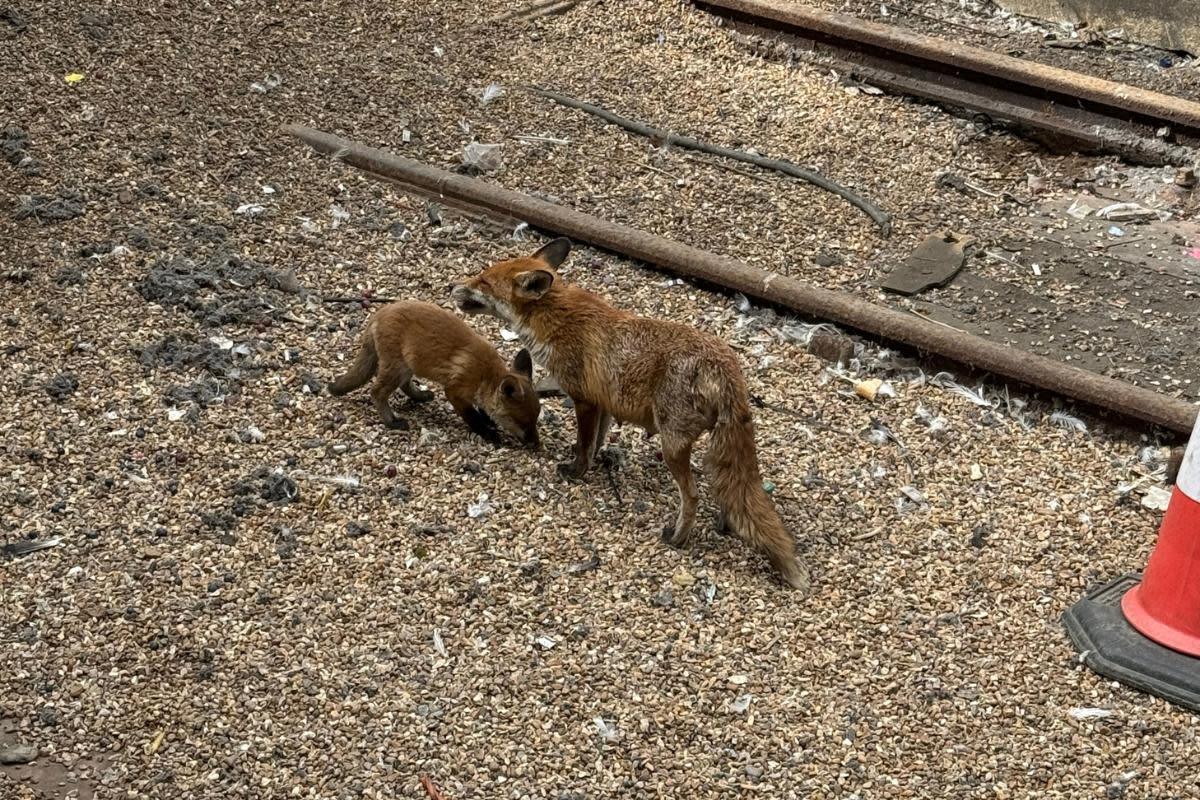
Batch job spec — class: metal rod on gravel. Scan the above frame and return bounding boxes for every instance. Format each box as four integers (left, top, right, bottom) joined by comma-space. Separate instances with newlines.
282, 124, 1199, 436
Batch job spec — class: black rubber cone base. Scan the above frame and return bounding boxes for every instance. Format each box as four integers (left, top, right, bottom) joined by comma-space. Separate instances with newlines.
1063, 573, 1200, 714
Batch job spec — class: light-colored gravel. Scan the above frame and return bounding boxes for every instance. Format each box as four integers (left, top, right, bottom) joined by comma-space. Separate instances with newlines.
2, 1, 1196, 798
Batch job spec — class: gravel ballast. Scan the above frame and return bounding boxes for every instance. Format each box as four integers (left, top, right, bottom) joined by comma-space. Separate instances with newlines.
2, 1, 1197, 797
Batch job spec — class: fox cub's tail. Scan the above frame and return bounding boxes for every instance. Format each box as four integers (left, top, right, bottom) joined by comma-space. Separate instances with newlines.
328, 327, 379, 396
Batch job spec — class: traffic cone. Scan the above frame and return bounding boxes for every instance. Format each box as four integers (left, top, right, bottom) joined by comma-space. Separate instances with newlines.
1063, 412, 1200, 712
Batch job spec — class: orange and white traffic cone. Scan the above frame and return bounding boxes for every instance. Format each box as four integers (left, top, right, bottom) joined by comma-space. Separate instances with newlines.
1064, 412, 1200, 712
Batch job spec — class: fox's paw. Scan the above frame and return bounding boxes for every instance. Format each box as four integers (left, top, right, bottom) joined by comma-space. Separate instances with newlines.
781, 559, 813, 594
660, 523, 691, 549
385, 417, 411, 431
407, 388, 435, 403
556, 461, 587, 481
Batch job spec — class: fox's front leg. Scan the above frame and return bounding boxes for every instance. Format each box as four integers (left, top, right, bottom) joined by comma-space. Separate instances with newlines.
449, 394, 501, 445
558, 399, 601, 480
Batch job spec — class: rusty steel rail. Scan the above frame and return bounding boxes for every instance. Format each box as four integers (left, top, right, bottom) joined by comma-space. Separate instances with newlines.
283, 124, 1199, 435
695, 0, 1200, 166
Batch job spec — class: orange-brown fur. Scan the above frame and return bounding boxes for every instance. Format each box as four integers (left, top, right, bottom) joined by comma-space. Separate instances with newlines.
328, 300, 540, 446
452, 239, 810, 590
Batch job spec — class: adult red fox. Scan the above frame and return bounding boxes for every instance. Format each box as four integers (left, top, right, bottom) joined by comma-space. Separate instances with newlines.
328, 300, 541, 447
452, 239, 809, 590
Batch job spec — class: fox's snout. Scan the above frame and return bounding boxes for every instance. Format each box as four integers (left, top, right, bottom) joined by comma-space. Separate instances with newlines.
451, 282, 489, 314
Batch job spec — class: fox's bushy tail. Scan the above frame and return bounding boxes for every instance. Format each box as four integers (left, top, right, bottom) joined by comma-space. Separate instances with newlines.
706, 386, 810, 591
328, 327, 378, 396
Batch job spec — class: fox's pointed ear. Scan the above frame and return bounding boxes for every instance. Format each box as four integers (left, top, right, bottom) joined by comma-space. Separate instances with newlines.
532, 237, 571, 268
514, 269, 554, 300
512, 348, 534, 379
499, 375, 520, 398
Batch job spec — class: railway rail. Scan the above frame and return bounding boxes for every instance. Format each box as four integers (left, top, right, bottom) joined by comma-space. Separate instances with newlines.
694, 0, 1200, 166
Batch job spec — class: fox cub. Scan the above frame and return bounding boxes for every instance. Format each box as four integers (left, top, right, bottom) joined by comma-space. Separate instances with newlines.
329, 300, 541, 447
452, 239, 810, 590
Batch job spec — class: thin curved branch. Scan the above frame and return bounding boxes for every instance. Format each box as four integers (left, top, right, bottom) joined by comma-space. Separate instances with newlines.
524, 86, 892, 236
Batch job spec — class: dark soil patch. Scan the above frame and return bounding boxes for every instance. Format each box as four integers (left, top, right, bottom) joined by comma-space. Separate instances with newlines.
14, 189, 85, 223
135, 253, 304, 327
43, 372, 78, 400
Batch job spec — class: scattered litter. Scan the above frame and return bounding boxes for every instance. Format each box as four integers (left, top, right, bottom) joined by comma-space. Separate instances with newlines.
853, 377, 895, 401
499, 328, 519, 342
672, 568, 696, 588
1097, 202, 1160, 221
511, 221, 530, 240
2, 537, 63, 558
241, 425, 265, 443
1107, 225, 1124, 237
467, 492, 491, 519
250, 73, 282, 93
1065, 199, 1093, 219
1049, 411, 1088, 434
167, 406, 188, 422
462, 142, 503, 173
535, 635, 557, 650
478, 83, 505, 104
899, 486, 927, 505
593, 717, 619, 742
729, 694, 753, 714
761, 479, 776, 494
433, 629, 448, 657
1141, 485, 1172, 512
292, 472, 360, 490
432, 45, 444, 57
329, 204, 351, 227
235, 203, 265, 216
64, 72, 84, 84
1069, 707, 1114, 721
145, 730, 165, 756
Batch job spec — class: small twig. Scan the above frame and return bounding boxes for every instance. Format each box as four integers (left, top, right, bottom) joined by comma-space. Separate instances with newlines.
937, 171, 998, 198
419, 775, 447, 800
601, 459, 624, 508
617, 156, 680, 181
907, 308, 965, 332
515, 133, 570, 145
525, 86, 891, 235
1102, 236, 1144, 249
749, 394, 853, 436
323, 295, 395, 305
486, 0, 580, 24
684, 154, 770, 183
983, 249, 1023, 270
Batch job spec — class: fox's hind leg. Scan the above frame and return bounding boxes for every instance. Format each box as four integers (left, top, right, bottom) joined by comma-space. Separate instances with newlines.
401, 378, 435, 403
371, 357, 413, 430
658, 433, 698, 549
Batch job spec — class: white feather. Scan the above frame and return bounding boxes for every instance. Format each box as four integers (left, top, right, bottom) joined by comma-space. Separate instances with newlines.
1049, 410, 1088, 433
931, 372, 993, 407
